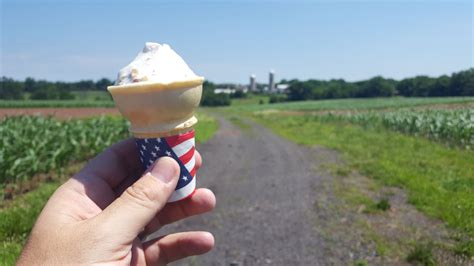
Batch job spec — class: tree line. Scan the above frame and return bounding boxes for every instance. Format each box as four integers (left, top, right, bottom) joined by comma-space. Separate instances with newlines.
2, 68, 473, 103
0, 77, 234, 106
284, 68, 474, 101
0, 77, 113, 100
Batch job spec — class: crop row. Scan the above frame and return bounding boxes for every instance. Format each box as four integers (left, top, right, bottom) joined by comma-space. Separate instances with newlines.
320, 109, 474, 149
0, 116, 129, 184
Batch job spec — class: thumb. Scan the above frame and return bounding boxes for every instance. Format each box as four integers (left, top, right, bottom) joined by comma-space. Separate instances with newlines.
94, 157, 179, 240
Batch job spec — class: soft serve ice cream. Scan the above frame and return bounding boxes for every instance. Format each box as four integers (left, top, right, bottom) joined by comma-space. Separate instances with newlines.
108, 42, 203, 202
115, 42, 201, 85
107, 42, 203, 137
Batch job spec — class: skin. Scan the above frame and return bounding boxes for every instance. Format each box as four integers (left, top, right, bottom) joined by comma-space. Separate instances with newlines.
17, 138, 216, 265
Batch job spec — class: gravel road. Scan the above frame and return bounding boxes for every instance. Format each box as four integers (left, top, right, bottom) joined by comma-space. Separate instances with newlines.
155, 115, 361, 265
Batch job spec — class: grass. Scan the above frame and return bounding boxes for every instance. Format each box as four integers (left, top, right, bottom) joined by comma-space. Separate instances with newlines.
229, 96, 474, 113
375, 199, 391, 211
0, 112, 219, 265
231, 94, 269, 106
353, 259, 369, 266
331, 170, 388, 214
71, 90, 112, 101
255, 113, 474, 255
0, 182, 58, 265
195, 111, 219, 143
228, 116, 251, 131
406, 242, 436, 265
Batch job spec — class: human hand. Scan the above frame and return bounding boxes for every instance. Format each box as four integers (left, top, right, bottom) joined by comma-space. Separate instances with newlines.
18, 138, 216, 265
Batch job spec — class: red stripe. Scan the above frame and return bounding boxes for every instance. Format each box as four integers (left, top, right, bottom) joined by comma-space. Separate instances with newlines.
179, 146, 195, 165
189, 167, 196, 178
165, 130, 195, 147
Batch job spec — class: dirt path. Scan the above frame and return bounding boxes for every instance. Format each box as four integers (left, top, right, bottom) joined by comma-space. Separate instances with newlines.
157, 115, 467, 265
153, 115, 347, 265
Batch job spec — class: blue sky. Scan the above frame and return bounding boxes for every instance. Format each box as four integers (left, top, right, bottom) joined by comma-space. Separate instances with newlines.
1, 0, 472, 84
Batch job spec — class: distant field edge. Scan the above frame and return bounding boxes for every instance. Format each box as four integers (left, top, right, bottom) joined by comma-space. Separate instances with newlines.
0, 100, 115, 108
231, 96, 474, 112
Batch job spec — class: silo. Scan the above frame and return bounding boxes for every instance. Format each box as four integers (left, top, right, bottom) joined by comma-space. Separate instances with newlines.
250, 74, 256, 91
269, 70, 275, 92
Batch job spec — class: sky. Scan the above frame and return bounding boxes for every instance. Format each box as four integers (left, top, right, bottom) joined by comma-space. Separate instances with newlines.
1, 0, 472, 84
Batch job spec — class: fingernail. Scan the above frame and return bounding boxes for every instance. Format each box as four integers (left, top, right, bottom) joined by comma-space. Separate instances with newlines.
149, 157, 178, 184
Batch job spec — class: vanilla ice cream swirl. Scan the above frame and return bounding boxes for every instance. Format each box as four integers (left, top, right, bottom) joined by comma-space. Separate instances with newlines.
115, 42, 200, 85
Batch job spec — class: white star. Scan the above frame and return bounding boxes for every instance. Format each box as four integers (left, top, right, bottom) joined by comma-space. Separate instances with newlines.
141, 144, 146, 151
157, 138, 162, 143
166, 151, 172, 157
144, 139, 148, 143
149, 159, 154, 165
182, 176, 188, 181
151, 151, 157, 157
140, 150, 144, 156
140, 157, 144, 163
154, 145, 160, 151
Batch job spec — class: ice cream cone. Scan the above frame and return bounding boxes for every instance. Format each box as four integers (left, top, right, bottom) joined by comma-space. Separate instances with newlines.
108, 78, 203, 202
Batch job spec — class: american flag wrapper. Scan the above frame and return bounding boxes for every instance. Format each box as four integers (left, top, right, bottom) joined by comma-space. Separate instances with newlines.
135, 129, 197, 202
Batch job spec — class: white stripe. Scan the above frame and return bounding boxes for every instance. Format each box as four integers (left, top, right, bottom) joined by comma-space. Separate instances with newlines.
167, 176, 196, 202
171, 138, 194, 157
184, 156, 195, 173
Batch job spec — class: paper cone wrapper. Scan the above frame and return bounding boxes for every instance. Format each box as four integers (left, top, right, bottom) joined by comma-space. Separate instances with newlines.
108, 79, 203, 202
135, 130, 197, 202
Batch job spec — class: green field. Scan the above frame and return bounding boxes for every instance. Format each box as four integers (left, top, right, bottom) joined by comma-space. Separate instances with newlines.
230, 94, 269, 106
230, 96, 474, 112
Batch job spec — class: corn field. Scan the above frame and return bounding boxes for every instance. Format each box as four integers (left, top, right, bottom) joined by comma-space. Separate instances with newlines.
332, 109, 474, 149
0, 116, 129, 184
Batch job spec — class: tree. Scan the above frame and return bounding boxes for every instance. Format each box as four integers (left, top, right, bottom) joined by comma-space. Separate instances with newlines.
96, 78, 113, 90
0, 77, 23, 99
287, 81, 314, 101
24, 77, 36, 92
30, 82, 74, 100
397, 78, 416, 96
75, 80, 96, 91
231, 90, 247, 99
358, 76, 395, 97
429, 75, 450, 96
411, 76, 434, 97
451, 69, 474, 96
200, 81, 230, 106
